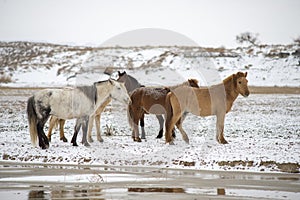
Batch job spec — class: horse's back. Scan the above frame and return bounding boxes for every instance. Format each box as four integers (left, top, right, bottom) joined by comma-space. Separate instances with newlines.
130, 87, 170, 114
33, 88, 95, 119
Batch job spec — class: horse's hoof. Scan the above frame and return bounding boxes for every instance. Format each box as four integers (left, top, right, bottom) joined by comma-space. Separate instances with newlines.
222, 140, 228, 144
183, 137, 190, 144
141, 137, 146, 140
72, 142, 78, 147
134, 137, 142, 142
41, 145, 49, 149
61, 137, 68, 142
84, 142, 90, 147
218, 139, 228, 144
156, 135, 162, 139
98, 138, 104, 143
88, 137, 94, 143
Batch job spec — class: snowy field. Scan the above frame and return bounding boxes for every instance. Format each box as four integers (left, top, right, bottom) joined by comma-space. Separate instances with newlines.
0, 43, 299, 199
0, 88, 299, 173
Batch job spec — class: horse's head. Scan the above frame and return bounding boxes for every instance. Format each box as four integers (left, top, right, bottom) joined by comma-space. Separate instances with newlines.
109, 79, 131, 105
233, 72, 249, 97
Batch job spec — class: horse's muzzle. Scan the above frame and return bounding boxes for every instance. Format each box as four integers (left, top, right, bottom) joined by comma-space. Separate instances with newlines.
243, 91, 250, 97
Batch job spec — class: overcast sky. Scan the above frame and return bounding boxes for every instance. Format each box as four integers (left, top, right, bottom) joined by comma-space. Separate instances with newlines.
0, 0, 299, 47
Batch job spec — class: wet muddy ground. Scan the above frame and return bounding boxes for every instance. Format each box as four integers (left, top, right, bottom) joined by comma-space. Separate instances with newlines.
0, 162, 300, 200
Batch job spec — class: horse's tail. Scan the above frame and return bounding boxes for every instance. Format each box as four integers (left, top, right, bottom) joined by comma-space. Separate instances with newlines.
127, 103, 134, 130
27, 96, 38, 147
165, 91, 177, 143
165, 91, 174, 122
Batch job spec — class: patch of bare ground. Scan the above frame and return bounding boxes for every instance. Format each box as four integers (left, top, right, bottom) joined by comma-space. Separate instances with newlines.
217, 160, 299, 173
249, 86, 300, 94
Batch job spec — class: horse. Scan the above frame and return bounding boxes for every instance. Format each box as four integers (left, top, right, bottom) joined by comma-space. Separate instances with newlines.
164, 72, 249, 145
128, 79, 199, 142
27, 79, 130, 149
47, 70, 174, 143
46, 71, 143, 143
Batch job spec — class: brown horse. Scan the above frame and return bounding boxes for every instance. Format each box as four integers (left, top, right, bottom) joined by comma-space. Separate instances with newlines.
165, 72, 249, 145
128, 79, 199, 142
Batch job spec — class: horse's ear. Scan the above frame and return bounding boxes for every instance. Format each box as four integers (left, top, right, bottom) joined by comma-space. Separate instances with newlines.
188, 79, 199, 87
245, 72, 248, 77
233, 74, 237, 82
118, 71, 126, 76
109, 78, 115, 85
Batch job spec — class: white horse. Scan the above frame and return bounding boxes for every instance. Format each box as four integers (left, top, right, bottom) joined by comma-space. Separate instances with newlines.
27, 79, 130, 149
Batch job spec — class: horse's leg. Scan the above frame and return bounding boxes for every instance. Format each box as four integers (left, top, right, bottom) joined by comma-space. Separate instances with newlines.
165, 94, 182, 144
82, 116, 90, 147
95, 114, 103, 142
156, 115, 164, 139
37, 116, 50, 149
172, 112, 187, 138
140, 114, 146, 139
47, 116, 56, 142
59, 119, 67, 142
94, 98, 110, 143
216, 113, 228, 144
71, 119, 81, 146
133, 113, 141, 142
128, 104, 135, 139
86, 114, 95, 143
128, 104, 142, 142
132, 109, 142, 142
175, 116, 189, 144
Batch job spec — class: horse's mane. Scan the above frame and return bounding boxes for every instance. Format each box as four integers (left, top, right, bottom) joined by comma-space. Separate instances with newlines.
77, 84, 98, 104
127, 74, 143, 87
223, 74, 234, 84
170, 79, 199, 89
223, 72, 246, 85
94, 80, 109, 85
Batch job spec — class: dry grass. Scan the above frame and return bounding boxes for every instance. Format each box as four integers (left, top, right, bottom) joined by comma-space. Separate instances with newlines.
249, 86, 300, 94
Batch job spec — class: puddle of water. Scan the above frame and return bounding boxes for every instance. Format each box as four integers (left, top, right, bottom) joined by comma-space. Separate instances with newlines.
0, 162, 299, 200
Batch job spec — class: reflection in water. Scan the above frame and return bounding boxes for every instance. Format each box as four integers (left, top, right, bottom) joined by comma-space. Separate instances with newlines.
52, 188, 103, 199
28, 187, 50, 199
128, 187, 185, 193
217, 188, 226, 195
28, 186, 103, 200
1, 163, 298, 200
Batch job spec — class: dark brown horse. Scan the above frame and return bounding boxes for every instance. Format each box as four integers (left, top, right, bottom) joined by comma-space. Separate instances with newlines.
128, 79, 199, 142
165, 72, 249, 145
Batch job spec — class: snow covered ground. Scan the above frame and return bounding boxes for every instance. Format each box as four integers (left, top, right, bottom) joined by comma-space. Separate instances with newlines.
0, 88, 299, 173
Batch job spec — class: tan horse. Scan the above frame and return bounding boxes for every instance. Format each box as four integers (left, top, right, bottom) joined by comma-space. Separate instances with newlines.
165, 72, 249, 145
128, 79, 199, 142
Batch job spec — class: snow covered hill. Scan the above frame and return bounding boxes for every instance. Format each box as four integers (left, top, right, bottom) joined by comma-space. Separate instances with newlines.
0, 41, 299, 87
